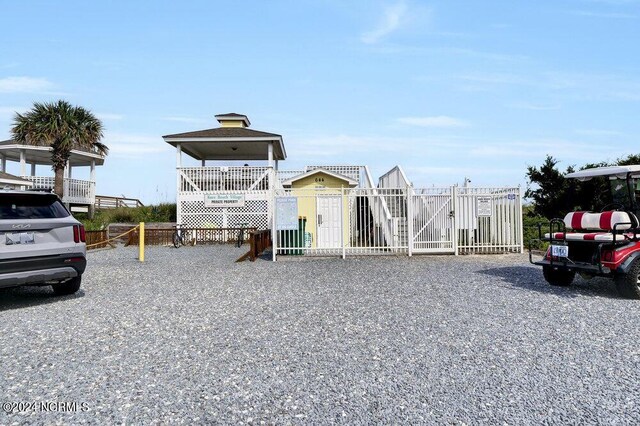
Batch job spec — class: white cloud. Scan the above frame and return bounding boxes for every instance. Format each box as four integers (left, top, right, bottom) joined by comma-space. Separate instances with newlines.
397, 116, 469, 128
582, 0, 640, 4
0, 76, 54, 93
162, 116, 207, 124
361, 1, 408, 44
508, 102, 561, 111
456, 71, 640, 101
467, 139, 614, 162
96, 113, 124, 121
570, 10, 636, 18
575, 129, 625, 137
0, 106, 27, 118
103, 132, 172, 157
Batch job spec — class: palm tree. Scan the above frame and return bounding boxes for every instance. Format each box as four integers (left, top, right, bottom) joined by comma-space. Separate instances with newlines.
11, 100, 108, 198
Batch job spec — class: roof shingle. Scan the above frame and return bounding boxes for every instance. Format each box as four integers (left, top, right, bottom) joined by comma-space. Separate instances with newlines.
162, 127, 281, 139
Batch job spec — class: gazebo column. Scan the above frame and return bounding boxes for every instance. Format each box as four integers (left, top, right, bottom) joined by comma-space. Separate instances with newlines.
201, 159, 206, 167
89, 159, 96, 219
30, 163, 36, 176
62, 161, 70, 207
0, 154, 6, 172
176, 144, 182, 225
20, 149, 26, 177
267, 142, 274, 190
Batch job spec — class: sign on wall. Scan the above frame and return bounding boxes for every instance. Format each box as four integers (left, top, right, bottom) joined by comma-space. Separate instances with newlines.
276, 197, 298, 230
204, 193, 245, 208
476, 196, 493, 217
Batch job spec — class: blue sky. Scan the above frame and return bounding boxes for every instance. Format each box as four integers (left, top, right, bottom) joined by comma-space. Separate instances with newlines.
1, 0, 639, 203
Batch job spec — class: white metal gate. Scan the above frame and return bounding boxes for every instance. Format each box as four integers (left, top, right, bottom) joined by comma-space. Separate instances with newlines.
410, 187, 456, 254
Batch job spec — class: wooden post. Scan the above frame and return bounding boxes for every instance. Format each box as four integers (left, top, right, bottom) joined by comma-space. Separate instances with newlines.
138, 222, 145, 262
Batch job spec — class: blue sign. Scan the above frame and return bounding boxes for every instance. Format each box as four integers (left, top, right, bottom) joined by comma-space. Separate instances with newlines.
276, 197, 298, 230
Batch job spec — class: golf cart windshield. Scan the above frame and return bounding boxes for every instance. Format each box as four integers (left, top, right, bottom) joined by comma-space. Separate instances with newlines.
610, 178, 628, 206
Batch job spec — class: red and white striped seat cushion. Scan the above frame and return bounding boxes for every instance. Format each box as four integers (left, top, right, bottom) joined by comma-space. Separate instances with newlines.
545, 232, 615, 242
545, 231, 640, 241
564, 211, 633, 231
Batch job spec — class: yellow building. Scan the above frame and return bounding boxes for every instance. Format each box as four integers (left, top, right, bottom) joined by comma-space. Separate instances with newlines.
282, 169, 357, 249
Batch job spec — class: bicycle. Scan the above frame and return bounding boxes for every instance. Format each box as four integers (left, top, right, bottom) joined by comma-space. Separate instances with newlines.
172, 224, 190, 248
236, 222, 250, 248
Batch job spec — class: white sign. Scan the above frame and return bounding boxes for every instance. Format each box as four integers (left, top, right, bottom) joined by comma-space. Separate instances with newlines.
204, 194, 245, 208
276, 197, 299, 230
476, 196, 493, 217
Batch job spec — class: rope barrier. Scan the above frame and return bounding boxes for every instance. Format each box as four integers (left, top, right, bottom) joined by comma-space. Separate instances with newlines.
86, 225, 140, 249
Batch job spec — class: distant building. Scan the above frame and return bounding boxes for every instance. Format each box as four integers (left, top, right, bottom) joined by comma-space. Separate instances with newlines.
0, 171, 34, 190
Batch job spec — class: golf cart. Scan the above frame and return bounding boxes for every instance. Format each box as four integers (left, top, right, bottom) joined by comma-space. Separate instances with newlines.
530, 165, 640, 299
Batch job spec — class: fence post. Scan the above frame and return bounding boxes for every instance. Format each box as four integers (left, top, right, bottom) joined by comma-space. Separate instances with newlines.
518, 185, 524, 254
342, 187, 346, 259
407, 185, 413, 257
138, 222, 145, 262
452, 186, 459, 256
272, 173, 277, 262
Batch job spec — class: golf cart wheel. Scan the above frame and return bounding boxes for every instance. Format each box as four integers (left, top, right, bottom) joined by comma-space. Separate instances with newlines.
542, 266, 575, 287
615, 258, 640, 299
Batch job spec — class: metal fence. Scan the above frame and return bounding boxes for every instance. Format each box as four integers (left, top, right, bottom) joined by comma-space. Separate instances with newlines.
273, 186, 523, 259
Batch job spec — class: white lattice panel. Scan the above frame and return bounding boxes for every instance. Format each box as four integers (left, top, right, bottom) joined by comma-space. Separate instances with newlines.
178, 193, 271, 230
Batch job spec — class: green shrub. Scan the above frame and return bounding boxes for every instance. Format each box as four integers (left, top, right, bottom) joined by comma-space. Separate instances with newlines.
523, 205, 550, 250
79, 203, 177, 229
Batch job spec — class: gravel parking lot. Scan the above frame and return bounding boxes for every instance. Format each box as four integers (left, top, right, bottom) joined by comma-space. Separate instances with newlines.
2, 246, 640, 424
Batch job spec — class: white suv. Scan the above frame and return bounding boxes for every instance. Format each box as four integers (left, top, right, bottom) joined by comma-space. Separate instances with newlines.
0, 190, 86, 295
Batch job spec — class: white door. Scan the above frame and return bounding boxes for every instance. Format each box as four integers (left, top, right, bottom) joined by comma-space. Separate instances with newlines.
317, 196, 342, 248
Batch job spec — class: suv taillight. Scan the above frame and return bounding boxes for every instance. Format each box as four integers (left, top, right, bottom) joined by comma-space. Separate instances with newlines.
73, 225, 86, 243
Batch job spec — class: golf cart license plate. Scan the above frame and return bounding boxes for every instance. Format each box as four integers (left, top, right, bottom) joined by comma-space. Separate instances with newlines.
5, 232, 35, 245
551, 245, 569, 258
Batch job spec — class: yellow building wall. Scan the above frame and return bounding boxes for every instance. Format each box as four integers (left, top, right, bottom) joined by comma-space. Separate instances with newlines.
290, 172, 351, 249
219, 120, 245, 128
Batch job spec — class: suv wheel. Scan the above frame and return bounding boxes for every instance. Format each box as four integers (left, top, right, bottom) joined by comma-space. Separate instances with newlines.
615, 258, 640, 299
542, 266, 575, 287
51, 276, 82, 296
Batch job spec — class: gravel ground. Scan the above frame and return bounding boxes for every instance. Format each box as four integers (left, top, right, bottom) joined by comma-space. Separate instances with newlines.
2, 246, 640, 424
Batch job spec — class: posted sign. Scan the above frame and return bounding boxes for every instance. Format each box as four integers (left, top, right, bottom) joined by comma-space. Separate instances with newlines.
276, 197, 298, 230
204, 194, 245, 208
476, 196, 493, 217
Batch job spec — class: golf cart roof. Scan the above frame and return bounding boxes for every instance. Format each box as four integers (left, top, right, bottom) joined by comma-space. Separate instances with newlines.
565, 165, 640, 181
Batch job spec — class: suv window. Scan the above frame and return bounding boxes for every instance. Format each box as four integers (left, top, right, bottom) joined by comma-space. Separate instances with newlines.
0, 194, 70, 219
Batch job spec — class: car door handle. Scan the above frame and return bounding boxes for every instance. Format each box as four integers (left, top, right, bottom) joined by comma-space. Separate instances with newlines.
318, 214, 323, 225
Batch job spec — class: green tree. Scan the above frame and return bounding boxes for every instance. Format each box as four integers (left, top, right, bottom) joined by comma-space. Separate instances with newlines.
11, 100, 108, 197
526, 154, 640, 219
525, 155, 575, 218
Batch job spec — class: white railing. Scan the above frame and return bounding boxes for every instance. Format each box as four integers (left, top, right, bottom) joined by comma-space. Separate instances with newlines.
178, 167, 271, 192
378, 165, 411, 189
276, 170, 305, 184
362, 166, 395, 248
21, 176, 95, 204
